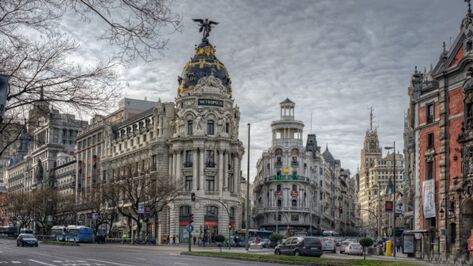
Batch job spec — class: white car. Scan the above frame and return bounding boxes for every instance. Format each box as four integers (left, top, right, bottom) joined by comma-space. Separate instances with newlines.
322, 238, 336, 252
339, 240, 351, 254
345, 242, 363, 255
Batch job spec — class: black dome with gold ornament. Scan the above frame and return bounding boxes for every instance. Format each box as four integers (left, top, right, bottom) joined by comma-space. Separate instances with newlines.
177, 19, 232, 97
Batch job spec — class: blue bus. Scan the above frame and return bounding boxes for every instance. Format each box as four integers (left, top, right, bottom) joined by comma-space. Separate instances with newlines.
67, 225, 93, 242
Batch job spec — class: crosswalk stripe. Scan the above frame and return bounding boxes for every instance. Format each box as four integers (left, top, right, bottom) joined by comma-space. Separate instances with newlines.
28, 259, 57, 266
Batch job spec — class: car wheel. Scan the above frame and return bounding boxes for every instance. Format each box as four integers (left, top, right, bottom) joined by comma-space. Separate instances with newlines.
35, 244, 38, 247
17, 243, 19, 247
275, 249, 281, 255
294, 250, 300, 256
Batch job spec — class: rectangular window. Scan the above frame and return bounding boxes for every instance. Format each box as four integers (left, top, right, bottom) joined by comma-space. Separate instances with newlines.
206, 150, 215, 167
426, 103, 434, 124
206, 176, 215, 191
185, 150, 193, 167
151, 155, 157, 171
185, 176, 193, 191
150, 132, 154, 139
187, 120, 193, 136
291, 215, 299, 221
143, 134, 147, 142
426, 161, 434, 180
427, 133, 434, 149
207, 120, 214, 135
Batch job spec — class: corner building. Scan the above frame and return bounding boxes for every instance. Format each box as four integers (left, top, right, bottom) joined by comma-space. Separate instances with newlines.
253, 99, 325, 234
167, 35, 244, 243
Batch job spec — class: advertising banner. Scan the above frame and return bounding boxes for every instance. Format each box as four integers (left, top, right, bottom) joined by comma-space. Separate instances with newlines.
0, 75, 8, 118
403, 235, 415, 253
423, 179, 436, 218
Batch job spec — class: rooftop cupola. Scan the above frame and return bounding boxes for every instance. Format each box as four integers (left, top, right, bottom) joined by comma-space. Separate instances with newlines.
280, 98, 295, 120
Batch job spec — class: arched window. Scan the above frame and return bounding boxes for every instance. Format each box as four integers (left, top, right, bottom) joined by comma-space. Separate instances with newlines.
277, 199, 282, 207
205, 206, 218, 217
292, 184, 297, 191
179, 205, 191, 218
187, 120, 193, 135
277, 184, 281, 191
207, 120, 215, 135
275, 149, 283, 156
291, 199, 297, 207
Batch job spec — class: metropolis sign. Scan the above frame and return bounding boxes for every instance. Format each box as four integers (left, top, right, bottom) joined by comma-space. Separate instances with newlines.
197, 98, 224, 107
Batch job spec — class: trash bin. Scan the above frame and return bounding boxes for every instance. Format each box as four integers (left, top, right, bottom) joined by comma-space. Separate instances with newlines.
385, 240, 392, 256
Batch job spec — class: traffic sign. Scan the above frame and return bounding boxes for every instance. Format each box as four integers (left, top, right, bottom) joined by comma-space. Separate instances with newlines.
138, 202, 145, 214
186, 224, 194, 233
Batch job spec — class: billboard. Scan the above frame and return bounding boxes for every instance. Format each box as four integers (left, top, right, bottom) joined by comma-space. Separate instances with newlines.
0, 75, 8, 118
423, 179, 436, 218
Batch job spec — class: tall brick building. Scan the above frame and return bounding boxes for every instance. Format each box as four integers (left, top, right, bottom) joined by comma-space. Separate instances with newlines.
406, 4, 473, 261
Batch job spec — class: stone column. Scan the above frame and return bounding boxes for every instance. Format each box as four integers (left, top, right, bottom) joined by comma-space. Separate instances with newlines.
224, 151, 229, 191
176, 150, 181, 183
169, 152, 173, 181
233, 155, 239, 194
193, 149, 198, 191
219, 150, 224, 196
200, 149, 205, 191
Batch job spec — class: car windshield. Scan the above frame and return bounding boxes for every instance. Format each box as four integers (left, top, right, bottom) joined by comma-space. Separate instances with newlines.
22, 234, 35, 238
351, 243, 362, 248
304, 238, 320, 246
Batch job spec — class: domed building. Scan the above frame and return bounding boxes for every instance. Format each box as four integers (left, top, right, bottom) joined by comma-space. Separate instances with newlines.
166, 27, 244, 244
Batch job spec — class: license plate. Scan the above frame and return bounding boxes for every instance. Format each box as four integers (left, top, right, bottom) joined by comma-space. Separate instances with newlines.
311, 247, 319, 250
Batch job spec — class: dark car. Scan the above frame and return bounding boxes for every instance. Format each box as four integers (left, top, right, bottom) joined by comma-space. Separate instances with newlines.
16, 233, 38, 247
274, 236, 323, 257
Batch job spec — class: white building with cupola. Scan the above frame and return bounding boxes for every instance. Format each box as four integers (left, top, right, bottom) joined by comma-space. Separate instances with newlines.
253, 99, 327, 235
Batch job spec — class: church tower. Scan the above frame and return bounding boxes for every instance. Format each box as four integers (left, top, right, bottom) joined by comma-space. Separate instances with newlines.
358, 108, 382, 234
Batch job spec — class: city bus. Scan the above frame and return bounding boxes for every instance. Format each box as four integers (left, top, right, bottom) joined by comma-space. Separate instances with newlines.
234, 229, 273, 246
0, 226, 17, 237
66, 225, 93, 242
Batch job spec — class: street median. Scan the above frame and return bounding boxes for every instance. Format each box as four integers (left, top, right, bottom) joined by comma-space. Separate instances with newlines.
180, 251, 422, 266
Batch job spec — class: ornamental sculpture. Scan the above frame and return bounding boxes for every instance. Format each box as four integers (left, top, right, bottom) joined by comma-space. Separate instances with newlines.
192, 18, 219, 40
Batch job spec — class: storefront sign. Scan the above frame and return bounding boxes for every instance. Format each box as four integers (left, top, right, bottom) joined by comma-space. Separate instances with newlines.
403, 235, 415, 253
197, 98, 224, 107
423, 179, 436, 218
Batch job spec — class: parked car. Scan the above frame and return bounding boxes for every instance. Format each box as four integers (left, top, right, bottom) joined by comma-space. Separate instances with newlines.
274, 236, 323, 257
339, 240, 351, 254
345, 242, 363, 255
322, 237, 336, 252
17, 234, 38, 247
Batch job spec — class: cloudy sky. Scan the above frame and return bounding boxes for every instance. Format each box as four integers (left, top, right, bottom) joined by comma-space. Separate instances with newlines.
66, 0, 467, 180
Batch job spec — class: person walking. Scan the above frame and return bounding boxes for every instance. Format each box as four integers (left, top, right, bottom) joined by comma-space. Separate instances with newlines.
172, 235, 176, 245
193, 236, 196, 246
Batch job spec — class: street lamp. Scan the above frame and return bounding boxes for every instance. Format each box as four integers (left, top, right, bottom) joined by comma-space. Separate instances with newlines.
384, 141, 396, 257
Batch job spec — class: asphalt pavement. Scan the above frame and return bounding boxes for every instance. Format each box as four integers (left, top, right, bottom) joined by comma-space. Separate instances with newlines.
0, 238, 289, 266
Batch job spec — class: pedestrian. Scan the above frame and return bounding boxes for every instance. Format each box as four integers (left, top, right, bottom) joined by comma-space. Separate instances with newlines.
193, 236, 196, 245
172, 235, 176, 245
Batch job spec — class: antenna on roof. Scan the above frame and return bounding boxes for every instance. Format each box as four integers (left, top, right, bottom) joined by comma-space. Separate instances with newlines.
369, 106, 374, 131
310, 111, 313, 133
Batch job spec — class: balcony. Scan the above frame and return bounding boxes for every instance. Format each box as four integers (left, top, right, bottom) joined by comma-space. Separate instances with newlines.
273, 138, 302, 147
183, 161, 193, 168
206, 161, 216, 168
269, 174, 308, 182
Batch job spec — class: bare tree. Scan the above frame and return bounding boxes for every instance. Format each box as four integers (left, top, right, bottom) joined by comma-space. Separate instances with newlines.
6, 191, 35, 231
0, 0, 181, 156
103, 173, 181, 241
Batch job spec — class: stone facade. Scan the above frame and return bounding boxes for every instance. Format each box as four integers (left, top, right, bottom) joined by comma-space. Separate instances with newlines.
253, 99, 358, 235
405, 5, 473, 262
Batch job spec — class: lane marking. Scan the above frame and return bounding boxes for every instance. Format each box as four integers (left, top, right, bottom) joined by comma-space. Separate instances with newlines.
173, 263, 188, 266
11, 262, 21, 264
87, 259, 133, 266
29, 259, 57, 266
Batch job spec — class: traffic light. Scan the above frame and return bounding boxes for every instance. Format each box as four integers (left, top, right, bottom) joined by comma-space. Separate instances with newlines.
191, 192, 196, 201
189, 213, 194, 224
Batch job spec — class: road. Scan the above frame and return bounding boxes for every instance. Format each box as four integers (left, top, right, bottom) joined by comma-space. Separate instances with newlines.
0, 238, 289, 266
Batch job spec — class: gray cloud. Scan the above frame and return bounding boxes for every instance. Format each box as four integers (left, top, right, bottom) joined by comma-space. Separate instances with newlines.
62, 0, 466, 180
